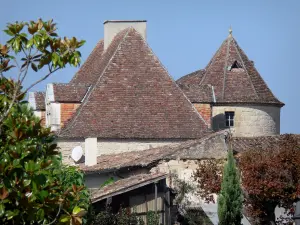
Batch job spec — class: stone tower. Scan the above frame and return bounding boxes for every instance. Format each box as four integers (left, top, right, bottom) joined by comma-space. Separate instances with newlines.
177, 30, 284, 137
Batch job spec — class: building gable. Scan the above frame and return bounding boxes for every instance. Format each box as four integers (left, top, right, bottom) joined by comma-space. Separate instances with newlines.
60, 27, 210, 139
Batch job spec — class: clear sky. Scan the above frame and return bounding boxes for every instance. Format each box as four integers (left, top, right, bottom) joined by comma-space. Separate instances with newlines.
1, 0, 299, 134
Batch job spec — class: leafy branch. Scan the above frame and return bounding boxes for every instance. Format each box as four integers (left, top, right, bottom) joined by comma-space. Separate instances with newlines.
0, 19, 85, 124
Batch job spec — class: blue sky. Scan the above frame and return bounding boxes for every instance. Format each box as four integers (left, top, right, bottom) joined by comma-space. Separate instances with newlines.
1, 0, 299, 134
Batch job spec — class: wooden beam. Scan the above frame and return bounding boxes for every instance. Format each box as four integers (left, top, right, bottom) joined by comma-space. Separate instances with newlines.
155, 182, 158, 214
166, 188, 171, 225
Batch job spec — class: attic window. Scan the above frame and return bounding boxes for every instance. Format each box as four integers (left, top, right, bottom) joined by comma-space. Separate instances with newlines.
225, 111, 235, 127
228, 60, 243, 71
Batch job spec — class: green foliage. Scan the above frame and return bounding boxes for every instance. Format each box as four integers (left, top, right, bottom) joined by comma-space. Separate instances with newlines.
180, 208, 213, 225
217, 149, 243, 225
172, 175, 195, 206
0, 18, 89, 224
0, 100, 90, 224
0, 19, 85, 124
100, 177, 114, 188
3, 19, 85, 72
91, 207, 145, 225
146, 211, 160, 225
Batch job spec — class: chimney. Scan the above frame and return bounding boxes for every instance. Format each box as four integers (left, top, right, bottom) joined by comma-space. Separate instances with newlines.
85, 137, 97, 166
103, 20, 147, 50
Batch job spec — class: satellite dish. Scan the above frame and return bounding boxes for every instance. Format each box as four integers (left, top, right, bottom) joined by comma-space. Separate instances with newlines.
71, 146, 83, 162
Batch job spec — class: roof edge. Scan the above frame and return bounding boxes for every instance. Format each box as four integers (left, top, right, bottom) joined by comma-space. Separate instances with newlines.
91, 173, 167, 203
103, 20, 147, 24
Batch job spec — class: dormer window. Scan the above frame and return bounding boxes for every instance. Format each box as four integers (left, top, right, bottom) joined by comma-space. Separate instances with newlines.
228, 60, 243, 71
231, 60, 242, 69
225, 111, 235, 127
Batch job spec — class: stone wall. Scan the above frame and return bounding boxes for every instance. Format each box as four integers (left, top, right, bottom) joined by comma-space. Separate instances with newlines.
57, 138, 183, 164
194, 103, 211, 128
151, 159, 251, 225
212, 105, 280, 137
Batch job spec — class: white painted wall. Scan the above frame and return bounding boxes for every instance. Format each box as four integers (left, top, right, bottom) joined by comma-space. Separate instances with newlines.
58, 139, 183, 164
45, 83, 61, 131
28, 92, 36, 110
212, 105, 281, 137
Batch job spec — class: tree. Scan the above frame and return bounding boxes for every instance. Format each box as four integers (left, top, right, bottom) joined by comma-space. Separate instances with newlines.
0, 98, 90, 224
239, 135, 300, 225
0, 19, 85, 124
217, 149, 243, 225
193, 135, 300, 225
0, 19, 89, 224
193, 159, 223, 203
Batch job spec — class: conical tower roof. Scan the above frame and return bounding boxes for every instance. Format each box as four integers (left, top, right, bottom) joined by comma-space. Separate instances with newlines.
179, 30, 284, 106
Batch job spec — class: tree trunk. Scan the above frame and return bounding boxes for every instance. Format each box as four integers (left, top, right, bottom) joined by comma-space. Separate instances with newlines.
260, 203, 277, 225
247, 203, 277, 225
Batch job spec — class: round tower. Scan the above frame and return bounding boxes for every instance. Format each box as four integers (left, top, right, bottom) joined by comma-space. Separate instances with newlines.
176, 29, 284, 137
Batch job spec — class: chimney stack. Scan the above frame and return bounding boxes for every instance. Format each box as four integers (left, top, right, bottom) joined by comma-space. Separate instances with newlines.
103, 20, 147, 50
85, 137, 97, 166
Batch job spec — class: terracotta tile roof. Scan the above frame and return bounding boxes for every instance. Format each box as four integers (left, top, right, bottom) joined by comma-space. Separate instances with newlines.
176, 69, 205, 86
91, 173, 167, 203
179, 84, 213, 103
176, 70, 213, 103
231, 134, 300, 152
34, 92, 45, 110
59, 28, 210, 139
70, 39, 104, 85
52, 83, 90, 102
179, 35, 284, 106
79, 132, 300, 174
79, 130, 228, 173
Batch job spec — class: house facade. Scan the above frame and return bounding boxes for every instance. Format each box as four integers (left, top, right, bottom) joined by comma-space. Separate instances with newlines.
29, 20, 284, 162
28, 20, 290, 224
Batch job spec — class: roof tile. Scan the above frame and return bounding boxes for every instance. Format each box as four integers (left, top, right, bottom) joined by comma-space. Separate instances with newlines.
90, 173, 166, 202
70, 39, 104, 85
178, 36, 284, 106
34, 92, 45, 110
53, 83, 90, 102
60, 28, 210, 138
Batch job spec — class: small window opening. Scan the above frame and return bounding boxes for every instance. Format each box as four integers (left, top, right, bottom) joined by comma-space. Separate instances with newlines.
225, 111, 235, 127
231, 60, 242, 69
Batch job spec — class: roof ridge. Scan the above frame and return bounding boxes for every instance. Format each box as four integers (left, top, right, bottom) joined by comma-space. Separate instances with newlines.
176, 69, 204, 84
200, 39, 227, 86
190, 35, 283, 106
60, 28, 131, 135
234, 41, 283, 103
132, 29, 210, 128
71, 39, 104, 84
232, 38, 259, 99
221, 37, 231, 100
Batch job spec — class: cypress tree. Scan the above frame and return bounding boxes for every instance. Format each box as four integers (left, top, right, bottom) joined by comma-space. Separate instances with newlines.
217, 149, 243, 225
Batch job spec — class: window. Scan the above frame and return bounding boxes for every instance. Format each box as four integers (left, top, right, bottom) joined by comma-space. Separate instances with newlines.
228, 60, 243, 71
231, 60, 242, 69
225, 111, 234, 127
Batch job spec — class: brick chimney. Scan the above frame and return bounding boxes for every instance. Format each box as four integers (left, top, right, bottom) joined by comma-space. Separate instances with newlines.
103, 20, 147, 50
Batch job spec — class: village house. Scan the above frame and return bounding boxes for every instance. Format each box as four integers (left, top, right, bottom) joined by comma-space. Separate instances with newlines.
28, 20, 297, 224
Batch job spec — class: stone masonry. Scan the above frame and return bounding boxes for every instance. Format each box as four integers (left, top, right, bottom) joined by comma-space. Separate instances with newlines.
212, 105, 280, 137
